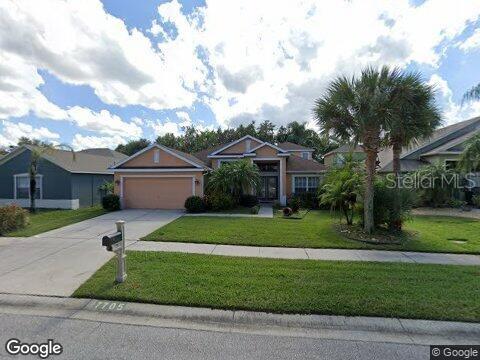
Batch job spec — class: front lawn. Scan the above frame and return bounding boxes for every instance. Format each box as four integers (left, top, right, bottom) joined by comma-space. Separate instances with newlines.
5, 205, 107, 237
74, 251, 480, 322
142, 210, 480, 254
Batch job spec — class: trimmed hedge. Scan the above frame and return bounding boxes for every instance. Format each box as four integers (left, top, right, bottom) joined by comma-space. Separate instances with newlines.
102, 194, 121, 211
184, 196, 205, 213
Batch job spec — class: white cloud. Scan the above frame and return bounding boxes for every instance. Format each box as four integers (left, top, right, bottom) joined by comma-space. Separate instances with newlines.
176, 111, 192, 127
459, 28, 480, 51
66, 107, 142, 138
0, 0, 207, 113
429, 74, 480, 125
146, 119, 182, 136
0, 120, 60, 146
71, 134, 127, 151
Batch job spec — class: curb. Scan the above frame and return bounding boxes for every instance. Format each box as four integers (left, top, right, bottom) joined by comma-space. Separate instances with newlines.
0, 293, 479, 343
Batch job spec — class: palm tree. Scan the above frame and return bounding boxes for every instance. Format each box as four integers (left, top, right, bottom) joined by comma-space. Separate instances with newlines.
458, 134, 480, 172
463, 83, 480, 103
386, 71, 441, 230
314, 66, 401, 234
28, 144, 75, 213
207, 160, 261, 199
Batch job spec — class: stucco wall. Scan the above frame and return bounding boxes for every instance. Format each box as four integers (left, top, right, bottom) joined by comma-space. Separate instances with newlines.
218, 138, 263, 155
71, 173, 113, 207
255, 145, 278, 157
121, 147, 192, 168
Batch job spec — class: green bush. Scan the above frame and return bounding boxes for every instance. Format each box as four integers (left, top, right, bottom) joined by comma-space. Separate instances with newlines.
373, 179, 416, 230
448, 199, 467, 209
240, 194, 259, 207
205, 192, 236, 211
184, 196, 205, 213
250, 205, 260, 214
0, 204, 29, 235
287, 196, 301, 213
473, 195, 480, 208
102, 194, 120, 211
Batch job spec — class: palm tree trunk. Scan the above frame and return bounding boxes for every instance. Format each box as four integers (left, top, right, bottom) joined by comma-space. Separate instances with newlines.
364, 149, 376, 234
391, 142, 402, 231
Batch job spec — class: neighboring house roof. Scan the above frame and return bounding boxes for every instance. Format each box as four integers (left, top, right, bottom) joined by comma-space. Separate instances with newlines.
79, 148, 126, 159
379, 159, 430, 173
286, 156, 327, 173
277, 142, 313, 152
323, 144, 364, 157
0, 145, 127, 174
168, 147, 209, 168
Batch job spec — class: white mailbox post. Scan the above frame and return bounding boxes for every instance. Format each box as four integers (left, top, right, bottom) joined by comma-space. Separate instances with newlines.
101, 220, 127, 283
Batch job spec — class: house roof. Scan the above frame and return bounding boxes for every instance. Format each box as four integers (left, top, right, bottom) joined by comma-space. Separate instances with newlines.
324, 144, 364, 157
78, 148, 126, 159
0, 145, 128, 174
277, 142, 313, 151
379, 159, 430, 173
286, 156, 327, 173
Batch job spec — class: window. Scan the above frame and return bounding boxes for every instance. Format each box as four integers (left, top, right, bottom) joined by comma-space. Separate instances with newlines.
153, 149, 160, 163
302, 152, 310, 160
15, 175, 41, 199
294, 176, 320, 194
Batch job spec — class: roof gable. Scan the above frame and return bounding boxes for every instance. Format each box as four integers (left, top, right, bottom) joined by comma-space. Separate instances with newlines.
209, 135, 263, 156
113, 144, 206, 169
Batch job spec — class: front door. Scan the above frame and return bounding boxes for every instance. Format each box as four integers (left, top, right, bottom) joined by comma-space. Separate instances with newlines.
258, 176, 278, 201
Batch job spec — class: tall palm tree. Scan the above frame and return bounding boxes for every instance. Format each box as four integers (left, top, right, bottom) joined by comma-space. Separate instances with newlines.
463, 83, 480, 103
28, 144, 75, 213
387, 72, 441, 230
314, 66, 401, 234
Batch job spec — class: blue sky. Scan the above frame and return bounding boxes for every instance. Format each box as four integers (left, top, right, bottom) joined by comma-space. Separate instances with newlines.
0, 0, 479, 149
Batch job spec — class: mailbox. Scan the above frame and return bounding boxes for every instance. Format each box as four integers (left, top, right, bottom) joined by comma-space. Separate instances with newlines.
102, 231, 122, 251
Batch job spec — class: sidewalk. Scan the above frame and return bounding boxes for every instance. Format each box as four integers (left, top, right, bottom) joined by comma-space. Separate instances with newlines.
0, 293, 478, 346
128, 241, 480, 266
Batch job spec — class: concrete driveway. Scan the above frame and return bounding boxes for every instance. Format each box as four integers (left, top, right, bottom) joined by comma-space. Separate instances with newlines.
0, 210, 182, 297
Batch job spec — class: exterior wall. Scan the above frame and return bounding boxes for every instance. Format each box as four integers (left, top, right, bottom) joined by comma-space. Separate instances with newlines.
218, 138, 262, 155
323, 154, 335, 167
254, 145, 278, 157
71, 173, 113, 208
0, 149, 72, 204
421, 153, 461, 166
114, 171, 204, 209
290, 151, 312, 159
286, 174, 293, 198
121, 147, 192, 168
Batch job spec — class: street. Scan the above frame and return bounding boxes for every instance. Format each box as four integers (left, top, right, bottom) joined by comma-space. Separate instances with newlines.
0, 312, 428, 360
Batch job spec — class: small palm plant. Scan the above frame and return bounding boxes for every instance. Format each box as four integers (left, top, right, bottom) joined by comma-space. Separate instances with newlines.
458, 134, 480, 173
28, 144, 75, 213
207, 160, 261, 199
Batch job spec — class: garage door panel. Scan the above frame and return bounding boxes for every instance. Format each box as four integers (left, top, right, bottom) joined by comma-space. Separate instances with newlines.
124, 177, 192, 209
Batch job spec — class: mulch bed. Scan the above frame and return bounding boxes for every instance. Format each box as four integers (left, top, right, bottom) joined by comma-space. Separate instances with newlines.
334, 223, 414, 245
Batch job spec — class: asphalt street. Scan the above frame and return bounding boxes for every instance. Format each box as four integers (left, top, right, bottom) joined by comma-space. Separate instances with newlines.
0, 312, 429, 360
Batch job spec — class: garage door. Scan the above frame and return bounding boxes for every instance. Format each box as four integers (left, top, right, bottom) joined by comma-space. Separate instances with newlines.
123, 177, 193, 209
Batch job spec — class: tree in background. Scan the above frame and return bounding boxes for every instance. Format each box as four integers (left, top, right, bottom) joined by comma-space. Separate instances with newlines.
314, 66, 402, 234
458, 134, 480, 172
463, 83, 480, 103
115, 138, 151, 156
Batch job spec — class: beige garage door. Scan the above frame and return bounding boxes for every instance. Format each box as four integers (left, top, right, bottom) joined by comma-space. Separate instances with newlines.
123, 177, 193, 209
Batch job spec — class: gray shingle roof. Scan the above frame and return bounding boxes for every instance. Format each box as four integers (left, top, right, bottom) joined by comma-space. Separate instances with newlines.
286, 156, 327, 173
277, 142, 313, 151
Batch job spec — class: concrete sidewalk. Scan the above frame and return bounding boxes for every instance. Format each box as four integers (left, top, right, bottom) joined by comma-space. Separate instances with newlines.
0, 293, 478, 346
128, 241, 480, 266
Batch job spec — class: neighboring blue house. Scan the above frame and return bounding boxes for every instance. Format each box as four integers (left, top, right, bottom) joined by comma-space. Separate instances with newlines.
0, 145, 127, 209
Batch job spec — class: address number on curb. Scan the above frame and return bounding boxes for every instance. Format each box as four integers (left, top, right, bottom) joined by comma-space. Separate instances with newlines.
93, 300, 126, 312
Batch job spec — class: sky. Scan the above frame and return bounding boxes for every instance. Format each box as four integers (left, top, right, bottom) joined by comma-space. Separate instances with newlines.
0, 0, 480, 150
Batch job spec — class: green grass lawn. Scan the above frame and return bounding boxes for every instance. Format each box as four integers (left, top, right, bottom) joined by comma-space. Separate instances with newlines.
74, 251, 480, 322
142, 211, 480, 254
5, 206, 107, 237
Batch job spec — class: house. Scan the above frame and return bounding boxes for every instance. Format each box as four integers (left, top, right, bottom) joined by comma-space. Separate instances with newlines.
0, 145, 127, 209
112, 135, 327, 209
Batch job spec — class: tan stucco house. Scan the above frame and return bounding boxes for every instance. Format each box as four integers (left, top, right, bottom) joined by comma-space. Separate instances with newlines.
112, 135, 326, 209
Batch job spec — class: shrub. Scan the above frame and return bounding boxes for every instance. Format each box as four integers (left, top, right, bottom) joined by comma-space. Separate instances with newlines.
473, 195, 480, 208
98, 181, 114, 196
102, 194, 120, 211
0, 204, 29, 235
184, 196, 205, 213
205, 192, 236, 211
373, 179, 416, 230
448, 199, 467, 209
283, 207, 293, 217
240, 194, 259, 207
287, 196, 301, 213
250, 205, 260, 214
